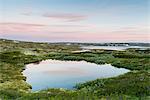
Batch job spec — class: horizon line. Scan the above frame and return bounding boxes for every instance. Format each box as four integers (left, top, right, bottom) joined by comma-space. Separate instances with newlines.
1, 38, 150, 44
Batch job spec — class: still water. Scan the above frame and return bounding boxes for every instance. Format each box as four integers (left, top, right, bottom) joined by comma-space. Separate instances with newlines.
81, 46, 150, 50
23, 60, 129, 91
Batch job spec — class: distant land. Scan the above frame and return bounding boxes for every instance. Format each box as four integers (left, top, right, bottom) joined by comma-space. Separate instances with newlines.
1, 38, 150, 47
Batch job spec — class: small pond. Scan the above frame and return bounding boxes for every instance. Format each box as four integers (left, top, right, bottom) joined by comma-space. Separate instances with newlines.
23, 60, 130, 91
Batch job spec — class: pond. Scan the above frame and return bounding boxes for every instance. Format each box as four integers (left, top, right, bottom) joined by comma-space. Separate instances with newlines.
23, 60, 130, 91
81, 46, 150, 50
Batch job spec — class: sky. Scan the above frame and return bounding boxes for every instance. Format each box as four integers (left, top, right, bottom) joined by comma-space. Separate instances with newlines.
0, 0, 149, 43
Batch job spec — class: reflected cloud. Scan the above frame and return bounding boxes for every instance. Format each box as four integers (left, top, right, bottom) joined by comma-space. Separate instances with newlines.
44, 67, 87, 75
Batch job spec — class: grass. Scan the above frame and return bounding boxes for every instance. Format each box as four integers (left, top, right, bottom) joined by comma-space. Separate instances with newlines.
0, 39, 150, 99
75, 71, 150, 97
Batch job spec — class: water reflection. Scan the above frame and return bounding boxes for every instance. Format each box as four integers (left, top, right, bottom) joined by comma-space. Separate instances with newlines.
23, 60, 130, 91
81, 46, 150, 50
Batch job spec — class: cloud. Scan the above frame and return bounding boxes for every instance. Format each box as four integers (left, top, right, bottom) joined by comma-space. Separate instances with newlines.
0, 22, 90, 34
43, 13, 87, 22
110, 26, 149, 34
0, 22, 46, 33
20, 10, 88, 22
0, 22, 149, 42
1, 22, 46, 27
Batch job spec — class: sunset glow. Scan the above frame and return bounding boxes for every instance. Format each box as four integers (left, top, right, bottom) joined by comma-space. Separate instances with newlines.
0, 0, 149, 42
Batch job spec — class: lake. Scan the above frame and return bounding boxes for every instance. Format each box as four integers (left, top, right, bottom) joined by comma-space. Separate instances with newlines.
81, 46, 150, 50
23, 60, 130, 91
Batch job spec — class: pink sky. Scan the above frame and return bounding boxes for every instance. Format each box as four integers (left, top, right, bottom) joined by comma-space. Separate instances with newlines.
1, 22, 149, 42
0, 0, 149, 42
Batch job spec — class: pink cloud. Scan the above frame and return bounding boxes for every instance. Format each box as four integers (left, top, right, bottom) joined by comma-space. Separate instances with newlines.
0, 22, 149, 42
43, 13, 87, 22
28, 31, 149, 42
0, 22, 47, 33
0, 22, 89, 33
20, 9, 88, 22
1, 22, 46, 27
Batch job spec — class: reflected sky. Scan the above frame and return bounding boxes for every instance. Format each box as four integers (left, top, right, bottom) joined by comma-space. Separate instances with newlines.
81, 46, 150, 50
23, 60, 130, 91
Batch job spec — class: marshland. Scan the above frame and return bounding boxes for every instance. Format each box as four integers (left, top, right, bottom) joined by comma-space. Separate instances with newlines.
0, 39, 150, 99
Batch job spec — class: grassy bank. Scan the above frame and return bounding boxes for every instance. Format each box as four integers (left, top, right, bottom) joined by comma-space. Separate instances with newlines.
0, 39, 150, 99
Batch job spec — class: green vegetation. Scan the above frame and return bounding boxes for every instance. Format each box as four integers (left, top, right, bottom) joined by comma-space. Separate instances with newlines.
75, 71, 150, 97
0, 39, 150, 99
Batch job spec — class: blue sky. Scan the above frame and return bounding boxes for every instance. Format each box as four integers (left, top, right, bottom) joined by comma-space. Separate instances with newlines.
0, 0, 149, 42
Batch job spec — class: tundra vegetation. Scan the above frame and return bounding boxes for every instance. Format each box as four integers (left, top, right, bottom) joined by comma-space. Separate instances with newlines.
0, 39, 150, 100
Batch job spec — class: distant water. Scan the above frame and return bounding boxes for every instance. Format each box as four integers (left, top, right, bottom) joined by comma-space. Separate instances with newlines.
23, 60, 130, 91
81, 46, 150, 50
